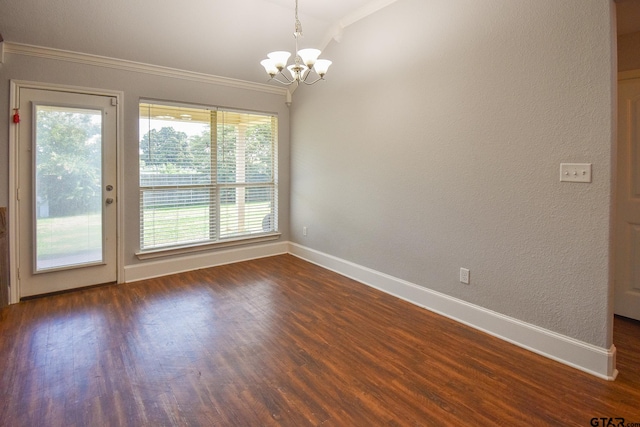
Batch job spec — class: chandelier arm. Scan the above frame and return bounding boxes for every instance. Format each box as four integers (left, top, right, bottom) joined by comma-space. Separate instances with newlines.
270, 73, 296, 85
299, 76, 325, 85
278, 71, 295, 83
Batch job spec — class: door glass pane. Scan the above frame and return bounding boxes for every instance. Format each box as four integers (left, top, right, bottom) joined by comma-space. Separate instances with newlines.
34, 105, 103, 271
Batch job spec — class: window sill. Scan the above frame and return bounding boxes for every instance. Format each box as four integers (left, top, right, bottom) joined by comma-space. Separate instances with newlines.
135, 232, 282, 260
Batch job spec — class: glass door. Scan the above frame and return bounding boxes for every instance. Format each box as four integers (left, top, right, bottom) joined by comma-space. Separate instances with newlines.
34, 105, 105, 271
17, 88, 117, 297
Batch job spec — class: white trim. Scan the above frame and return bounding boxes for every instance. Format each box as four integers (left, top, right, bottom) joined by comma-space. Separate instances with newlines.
115, 90, 125, 287
288, 242, 618, 380
8, 82, 19, 304
8, 80, 125, 303
619, 69, 640, 81
321, 0, 400, 48
124, 241, 289, 283
4, 42, 288, 97
135, 233, 282, 260
339, 0, 400, 28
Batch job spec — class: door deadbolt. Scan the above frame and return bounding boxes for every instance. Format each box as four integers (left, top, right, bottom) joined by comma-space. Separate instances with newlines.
106, 185, 113, 191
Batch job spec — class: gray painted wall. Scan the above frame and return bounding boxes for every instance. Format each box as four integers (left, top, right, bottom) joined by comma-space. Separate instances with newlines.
0, 54, 290, 267
290, 0, 616, 348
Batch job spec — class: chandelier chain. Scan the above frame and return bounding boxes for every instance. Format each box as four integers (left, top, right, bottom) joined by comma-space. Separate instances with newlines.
260, 0, 332, 86
294, 0, 302, 36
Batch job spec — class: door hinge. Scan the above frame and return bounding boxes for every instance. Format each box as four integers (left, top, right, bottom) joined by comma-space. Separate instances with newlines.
16, 187, 20, 201
111, 98, 117, 106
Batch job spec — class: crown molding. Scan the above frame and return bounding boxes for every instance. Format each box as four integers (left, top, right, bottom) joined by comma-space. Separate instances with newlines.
3, 42, 288, 96
321, 0, 399, 49
339, 0, 399, 29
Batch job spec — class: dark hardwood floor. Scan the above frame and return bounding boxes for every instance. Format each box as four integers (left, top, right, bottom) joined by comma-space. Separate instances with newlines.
0, 254, 639, 426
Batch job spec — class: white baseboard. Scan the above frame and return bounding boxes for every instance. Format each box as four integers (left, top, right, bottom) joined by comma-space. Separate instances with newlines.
288, 242, 618, 380
123, 241, 289, 283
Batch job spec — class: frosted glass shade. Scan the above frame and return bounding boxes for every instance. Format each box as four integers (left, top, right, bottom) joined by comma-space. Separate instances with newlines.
260, 59, 278, 76
313, 59, 332, 76
267, 51, 291, 70
297, 48, 321, 67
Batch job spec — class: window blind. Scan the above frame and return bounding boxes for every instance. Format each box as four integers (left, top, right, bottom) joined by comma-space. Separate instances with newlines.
139, 102, 277, 251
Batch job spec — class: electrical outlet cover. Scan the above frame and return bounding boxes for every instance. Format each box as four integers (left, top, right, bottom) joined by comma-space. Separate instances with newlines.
460, 268, 470, 284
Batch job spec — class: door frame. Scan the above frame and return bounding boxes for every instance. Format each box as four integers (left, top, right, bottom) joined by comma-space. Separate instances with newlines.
614, 68, 640, 320
8, 80, 124, 304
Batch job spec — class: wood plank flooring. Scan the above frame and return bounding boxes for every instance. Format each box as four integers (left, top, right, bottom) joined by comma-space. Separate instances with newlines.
1, 254, 639, 426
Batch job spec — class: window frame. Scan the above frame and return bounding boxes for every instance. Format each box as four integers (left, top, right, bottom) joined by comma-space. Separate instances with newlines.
136, 100, 280, 259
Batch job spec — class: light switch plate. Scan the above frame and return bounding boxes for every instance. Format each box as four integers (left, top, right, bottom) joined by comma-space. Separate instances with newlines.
560, 163, 591, 183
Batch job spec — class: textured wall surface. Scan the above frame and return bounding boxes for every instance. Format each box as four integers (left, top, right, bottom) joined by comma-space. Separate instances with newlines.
290, 0, 616, 347
0, 55, 290, 267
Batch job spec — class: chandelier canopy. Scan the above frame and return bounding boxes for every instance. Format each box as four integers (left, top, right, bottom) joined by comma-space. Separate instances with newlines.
260, 0, 332, 86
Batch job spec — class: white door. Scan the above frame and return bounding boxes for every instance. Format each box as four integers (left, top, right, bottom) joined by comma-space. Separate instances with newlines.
17, 88, 117, 297
615, 77, 640, 321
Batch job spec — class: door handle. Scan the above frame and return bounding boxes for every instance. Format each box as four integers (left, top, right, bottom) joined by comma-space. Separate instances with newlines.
106, 198, 114, 205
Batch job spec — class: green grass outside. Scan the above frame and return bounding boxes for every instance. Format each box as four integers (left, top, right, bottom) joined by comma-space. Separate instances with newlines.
142, 201, 272, 248
37, 202, 271, 259
36, 201, 274, 256
37, 213, 102, 259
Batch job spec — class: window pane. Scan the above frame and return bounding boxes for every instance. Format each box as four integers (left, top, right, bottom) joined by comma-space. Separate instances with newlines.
219, 186, 275, 239
217, 112, 274, 185
139, 103, 212, 180
139, 102, 277, 251
141, 188, 215, 249
35, 106, 103, 271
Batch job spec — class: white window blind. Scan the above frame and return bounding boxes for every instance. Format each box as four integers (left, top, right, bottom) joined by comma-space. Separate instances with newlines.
139, 102, 277, 251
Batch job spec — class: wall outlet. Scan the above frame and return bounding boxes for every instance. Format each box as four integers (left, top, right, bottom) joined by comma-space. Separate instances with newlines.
303, 226, 307, 236
460, 268, 470, 284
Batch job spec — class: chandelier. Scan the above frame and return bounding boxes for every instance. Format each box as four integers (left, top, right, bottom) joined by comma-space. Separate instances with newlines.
260, 0, 332, 86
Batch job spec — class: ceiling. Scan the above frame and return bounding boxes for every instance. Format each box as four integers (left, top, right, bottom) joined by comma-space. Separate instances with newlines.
0, 0, 394, 84
0, 0, 638, 85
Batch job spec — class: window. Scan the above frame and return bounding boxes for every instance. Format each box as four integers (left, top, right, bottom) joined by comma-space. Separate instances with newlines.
139, 102, 278, 252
